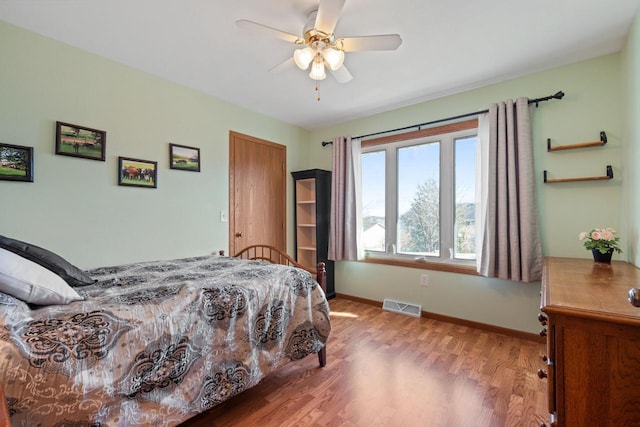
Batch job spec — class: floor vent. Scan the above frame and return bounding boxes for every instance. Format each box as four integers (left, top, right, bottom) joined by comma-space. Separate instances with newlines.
382, 299, 422, 318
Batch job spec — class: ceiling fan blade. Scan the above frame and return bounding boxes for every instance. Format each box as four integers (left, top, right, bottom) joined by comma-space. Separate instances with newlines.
338, 34, 402, 52
269, 57, 295, 73
329, 64, 353, 83
236, 19, 302, 44
315, 0, 345, 35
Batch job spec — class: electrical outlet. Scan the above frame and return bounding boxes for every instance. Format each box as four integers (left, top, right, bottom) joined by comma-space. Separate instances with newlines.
420, 273, 429, 287
220, 210, 228, 223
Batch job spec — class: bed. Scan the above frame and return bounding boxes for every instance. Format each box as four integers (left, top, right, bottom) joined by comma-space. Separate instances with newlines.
0, 239, 331, 426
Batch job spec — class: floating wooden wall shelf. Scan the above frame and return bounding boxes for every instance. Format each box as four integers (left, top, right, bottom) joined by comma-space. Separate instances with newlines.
544, 165, 613, 183
547, 131, 607, 151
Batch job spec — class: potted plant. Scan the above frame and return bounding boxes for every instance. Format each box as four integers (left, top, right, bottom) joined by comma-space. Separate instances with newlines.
578, 227, 622, 263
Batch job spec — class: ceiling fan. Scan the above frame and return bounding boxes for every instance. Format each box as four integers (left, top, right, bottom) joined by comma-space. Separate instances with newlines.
236, 0, 402, 89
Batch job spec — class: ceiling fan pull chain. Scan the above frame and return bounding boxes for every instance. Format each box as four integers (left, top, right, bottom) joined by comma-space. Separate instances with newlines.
315, 82, 321, 101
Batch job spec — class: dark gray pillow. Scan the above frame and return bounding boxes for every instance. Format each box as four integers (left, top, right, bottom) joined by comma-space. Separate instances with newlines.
0, 235, 96, 287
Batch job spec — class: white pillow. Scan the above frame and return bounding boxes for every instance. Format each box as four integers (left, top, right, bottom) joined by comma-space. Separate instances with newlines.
0, 248, 84, 305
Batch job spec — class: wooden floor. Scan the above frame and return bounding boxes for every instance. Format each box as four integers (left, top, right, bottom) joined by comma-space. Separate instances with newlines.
181, 298, 548, 427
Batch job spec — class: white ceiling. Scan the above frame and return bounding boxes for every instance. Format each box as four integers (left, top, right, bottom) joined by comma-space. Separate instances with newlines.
1, 0, 639, 131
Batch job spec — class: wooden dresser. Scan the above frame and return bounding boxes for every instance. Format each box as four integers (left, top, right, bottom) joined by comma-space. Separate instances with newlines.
539, 257, 640, 427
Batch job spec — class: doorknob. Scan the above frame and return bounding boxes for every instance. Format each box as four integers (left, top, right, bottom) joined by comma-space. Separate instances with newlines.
235, 232, 243, 237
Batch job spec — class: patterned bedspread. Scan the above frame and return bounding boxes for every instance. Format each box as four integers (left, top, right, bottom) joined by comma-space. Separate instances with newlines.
0, 255, 331, 426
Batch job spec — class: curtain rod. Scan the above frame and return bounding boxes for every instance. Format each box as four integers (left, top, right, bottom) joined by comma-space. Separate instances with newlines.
321, 90, 565, 147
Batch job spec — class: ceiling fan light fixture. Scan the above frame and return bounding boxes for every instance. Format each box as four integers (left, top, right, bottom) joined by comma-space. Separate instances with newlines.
237, 0, 402, 99
322, 47, 344, 70
309, 60, 326, 80
294, 47, 314, 70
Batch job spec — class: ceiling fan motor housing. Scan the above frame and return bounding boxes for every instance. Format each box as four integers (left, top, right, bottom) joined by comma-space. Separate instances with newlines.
302, 10, 335, 45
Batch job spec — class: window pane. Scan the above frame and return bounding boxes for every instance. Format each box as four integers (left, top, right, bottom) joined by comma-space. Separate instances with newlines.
454, 136, 477, 259
362, 151, 386, 252
397, 142, 440, 256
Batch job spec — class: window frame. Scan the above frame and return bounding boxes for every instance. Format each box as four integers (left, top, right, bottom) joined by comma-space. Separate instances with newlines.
360, 119, 479, 275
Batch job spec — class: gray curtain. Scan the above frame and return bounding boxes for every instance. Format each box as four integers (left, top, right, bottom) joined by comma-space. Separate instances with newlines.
328, 135, 363, 261
478, 98, 542, 282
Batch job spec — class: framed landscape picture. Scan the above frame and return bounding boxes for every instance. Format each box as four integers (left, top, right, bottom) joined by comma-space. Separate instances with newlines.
118, 156, 157, 188
55, 121, 106, 161
0, 143, 33, 182
169, 143, 200, 172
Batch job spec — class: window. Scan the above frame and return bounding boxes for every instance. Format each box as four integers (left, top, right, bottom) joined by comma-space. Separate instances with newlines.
454, 135, 477, 260
361, 151, 386, 251
361, 120, 478, 268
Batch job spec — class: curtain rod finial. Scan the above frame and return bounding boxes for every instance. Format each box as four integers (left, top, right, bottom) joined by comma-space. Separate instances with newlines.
322, 140, 333, 147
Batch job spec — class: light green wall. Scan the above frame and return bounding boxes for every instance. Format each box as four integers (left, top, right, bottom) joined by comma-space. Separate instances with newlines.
309, 53, 625, 334
0, 20, 310, 268
2, 17, 636, 335
623, 8, 640, 266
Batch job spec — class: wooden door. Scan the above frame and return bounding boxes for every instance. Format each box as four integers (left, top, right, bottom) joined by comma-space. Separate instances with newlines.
229, 131, 286, 256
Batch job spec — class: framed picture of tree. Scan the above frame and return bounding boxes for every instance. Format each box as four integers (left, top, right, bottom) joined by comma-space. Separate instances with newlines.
169, 143, 200, 172
0, 143, 33, 182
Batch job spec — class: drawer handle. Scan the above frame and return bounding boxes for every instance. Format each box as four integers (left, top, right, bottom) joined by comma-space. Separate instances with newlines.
537, 369, 548, 379
629, 288, 640, 307
541, 354, 548, 362
539, 328, 547, 337
538, 313, 548, 325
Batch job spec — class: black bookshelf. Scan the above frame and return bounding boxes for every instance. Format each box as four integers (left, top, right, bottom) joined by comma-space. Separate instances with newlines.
291, 169, 334, 299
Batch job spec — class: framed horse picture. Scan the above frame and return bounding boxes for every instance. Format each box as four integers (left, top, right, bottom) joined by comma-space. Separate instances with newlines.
0, 143, 33, 182
55, 121, 106, 161
118, 156, 157, 188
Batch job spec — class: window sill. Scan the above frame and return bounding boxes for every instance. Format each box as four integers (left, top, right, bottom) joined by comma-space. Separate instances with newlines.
360, 256, 478, 276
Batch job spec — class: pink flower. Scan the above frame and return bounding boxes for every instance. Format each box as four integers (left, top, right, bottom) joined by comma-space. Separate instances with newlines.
578, 226, 622, 255
600, 230, 614, 241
